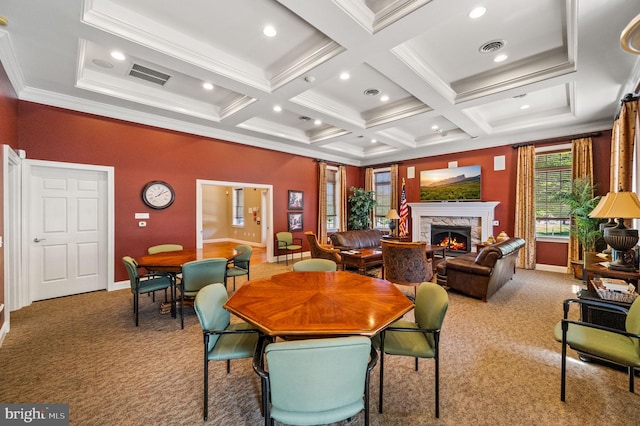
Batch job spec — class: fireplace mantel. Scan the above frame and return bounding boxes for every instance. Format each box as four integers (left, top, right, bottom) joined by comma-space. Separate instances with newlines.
408, 202, 500, 242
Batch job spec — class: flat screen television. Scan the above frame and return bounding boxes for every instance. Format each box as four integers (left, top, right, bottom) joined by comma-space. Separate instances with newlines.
419, 165, 481, 201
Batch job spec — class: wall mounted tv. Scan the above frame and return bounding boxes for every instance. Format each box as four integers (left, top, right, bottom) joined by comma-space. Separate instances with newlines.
419, 165, 481, 201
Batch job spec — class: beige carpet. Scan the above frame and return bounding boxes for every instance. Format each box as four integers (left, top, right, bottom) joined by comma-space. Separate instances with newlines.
1, 263, 639, 425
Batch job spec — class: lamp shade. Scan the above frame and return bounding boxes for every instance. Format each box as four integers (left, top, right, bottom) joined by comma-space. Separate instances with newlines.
385, 209, 401, 220
588, 191, 640, 219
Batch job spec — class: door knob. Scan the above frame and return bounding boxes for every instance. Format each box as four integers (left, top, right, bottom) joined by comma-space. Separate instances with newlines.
33, 237, 46, 243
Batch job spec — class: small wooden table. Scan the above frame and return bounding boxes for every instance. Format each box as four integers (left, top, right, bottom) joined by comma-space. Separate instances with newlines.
136, 248, 239, 316
583, 252, 640, 290
224, 271, 413, 338
339, 248, 383, 274
424, 245, 446, 260
136, 248, 238, 273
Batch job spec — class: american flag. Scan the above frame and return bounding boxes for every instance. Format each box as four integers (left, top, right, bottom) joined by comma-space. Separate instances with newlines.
398, 178, 409, 237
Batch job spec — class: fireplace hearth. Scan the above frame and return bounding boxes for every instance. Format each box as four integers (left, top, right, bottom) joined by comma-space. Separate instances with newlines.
431, 225, 472, 256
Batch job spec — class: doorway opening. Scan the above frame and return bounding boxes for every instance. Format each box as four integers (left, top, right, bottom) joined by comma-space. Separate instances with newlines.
196, 180, 273, 262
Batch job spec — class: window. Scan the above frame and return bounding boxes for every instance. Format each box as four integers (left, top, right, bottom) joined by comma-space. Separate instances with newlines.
535, 148, 572, 238
232, 188, 244, 226
373, 169, 391, 228
326, 167, 340, 231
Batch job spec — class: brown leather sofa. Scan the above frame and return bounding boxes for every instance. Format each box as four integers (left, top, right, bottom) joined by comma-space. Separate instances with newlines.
436, 237, 525, 301
329, 229, 384, 250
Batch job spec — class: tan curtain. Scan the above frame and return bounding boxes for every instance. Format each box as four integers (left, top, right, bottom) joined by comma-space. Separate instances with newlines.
568, 138, 594, 271
339, 165, 347, 232
317, 161, 327, 244
611, 98, 638, 192
515, 145, 536, 269
365, 167, 374, 229
390, 164, 399, 210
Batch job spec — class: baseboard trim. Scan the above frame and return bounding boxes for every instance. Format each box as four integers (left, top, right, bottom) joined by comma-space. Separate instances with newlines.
535, 264, 568, 274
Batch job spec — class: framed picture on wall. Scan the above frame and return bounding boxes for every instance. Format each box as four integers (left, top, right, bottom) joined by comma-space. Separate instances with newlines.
288, 212, 303, 232
288, 190, 304, 210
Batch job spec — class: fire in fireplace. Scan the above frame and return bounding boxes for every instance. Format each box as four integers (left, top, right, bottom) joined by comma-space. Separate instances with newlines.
431, 225, 472, 256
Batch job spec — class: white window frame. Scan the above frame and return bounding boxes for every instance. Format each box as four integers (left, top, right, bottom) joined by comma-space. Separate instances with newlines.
232, 187, 244, 227
373, 167, 391, 230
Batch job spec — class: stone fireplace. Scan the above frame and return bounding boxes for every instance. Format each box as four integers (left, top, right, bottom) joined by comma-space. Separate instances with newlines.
431, 225, 472, 256
408, 202, 500, 252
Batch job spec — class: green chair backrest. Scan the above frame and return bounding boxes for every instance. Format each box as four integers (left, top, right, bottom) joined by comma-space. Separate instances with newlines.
122, 256, 139, 292
626, 296, 640, 352
293, 259, 337, 272
276, 232, 293, 246
414, 282, 449, 345
194, 283, 230, 352
147, 244, 183, 254
233, 245, 252, 269
265, 336, 370, 418
182, 258, 227, 293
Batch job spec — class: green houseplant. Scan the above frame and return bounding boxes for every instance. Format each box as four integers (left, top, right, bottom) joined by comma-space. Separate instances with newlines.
552, 176, 602, 277
347, 187, 377, 230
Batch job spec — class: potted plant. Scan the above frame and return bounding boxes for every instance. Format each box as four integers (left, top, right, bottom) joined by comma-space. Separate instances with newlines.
553, 176, 602, 278
347, 187, 377, 230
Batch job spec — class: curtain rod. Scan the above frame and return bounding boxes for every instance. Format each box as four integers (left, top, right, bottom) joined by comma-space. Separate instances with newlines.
511, 132, 602, 149
615, 93, 640, 119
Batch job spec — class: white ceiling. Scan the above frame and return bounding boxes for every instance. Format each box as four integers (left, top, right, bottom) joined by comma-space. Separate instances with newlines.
1, 0, 639, 166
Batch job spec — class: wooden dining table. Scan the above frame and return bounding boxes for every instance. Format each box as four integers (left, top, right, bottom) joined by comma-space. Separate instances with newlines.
135, 247, 239, 273
223, 270, 414, 338
136, 247, 240, 317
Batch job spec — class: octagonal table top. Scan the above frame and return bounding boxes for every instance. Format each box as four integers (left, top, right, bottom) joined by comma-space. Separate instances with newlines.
223, 270, 414, 337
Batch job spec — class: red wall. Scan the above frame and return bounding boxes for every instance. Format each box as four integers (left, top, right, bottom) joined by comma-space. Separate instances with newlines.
17, 102, 324, 281
387, 132, 612, 267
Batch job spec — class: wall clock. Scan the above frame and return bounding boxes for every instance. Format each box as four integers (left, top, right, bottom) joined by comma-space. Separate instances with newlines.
142, 180, 175, 209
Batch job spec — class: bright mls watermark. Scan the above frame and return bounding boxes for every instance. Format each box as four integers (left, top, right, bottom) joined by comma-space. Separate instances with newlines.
1, 404, 68, 425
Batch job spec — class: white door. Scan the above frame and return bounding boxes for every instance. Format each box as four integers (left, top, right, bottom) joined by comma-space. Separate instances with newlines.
28, 164, 108, 301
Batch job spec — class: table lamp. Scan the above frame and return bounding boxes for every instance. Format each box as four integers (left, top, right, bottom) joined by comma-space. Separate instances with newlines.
589, 191, 640, 271
385, 209, 401, 236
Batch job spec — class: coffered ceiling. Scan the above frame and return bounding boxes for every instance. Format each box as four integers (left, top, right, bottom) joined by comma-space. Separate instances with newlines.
1, 0, 639, 166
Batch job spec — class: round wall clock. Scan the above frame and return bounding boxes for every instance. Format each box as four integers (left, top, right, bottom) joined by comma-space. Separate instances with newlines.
142, 180, 175, 209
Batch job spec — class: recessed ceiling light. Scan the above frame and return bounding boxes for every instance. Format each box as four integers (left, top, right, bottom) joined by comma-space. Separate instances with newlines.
431, 125, 439, 130
202, 82, 214, 90
314, 119, 322, 125
371, 139, 377, 143
110, 51, 126, 61
469, 7, 486, 19
520, 104, 530, 110
263, 25, 277, 37
494, 54, 508, 63
340, 72, 350, 80
273, 105, 282, 112
380, 95, 389, 102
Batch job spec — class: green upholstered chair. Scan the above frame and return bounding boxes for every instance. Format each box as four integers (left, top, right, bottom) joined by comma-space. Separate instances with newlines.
304, 231, 342, 264
292, 258, 337, 272
146, 244, 184, 300
122, 256, 173, 327
147, 244, 184, 254
377, 282, 449, 418
253, 336, 378, 426
194, 283, 260, 421
276, 231, 303, 265
225, 244, 252, 291
554, 297, 640, 401
179, 258, 227, 329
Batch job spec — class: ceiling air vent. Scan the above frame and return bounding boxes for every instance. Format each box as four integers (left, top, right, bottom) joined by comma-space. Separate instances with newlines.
479, 40, 506, 53
129, 63, 171, 86
363, 88, 380, 96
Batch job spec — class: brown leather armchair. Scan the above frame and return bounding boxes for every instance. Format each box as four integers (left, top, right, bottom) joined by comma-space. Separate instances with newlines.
305, 231, 342, 264
436, 237, 525, 301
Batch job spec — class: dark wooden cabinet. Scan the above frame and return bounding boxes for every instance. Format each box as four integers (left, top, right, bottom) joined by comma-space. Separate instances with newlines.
578, 289, 631, 331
